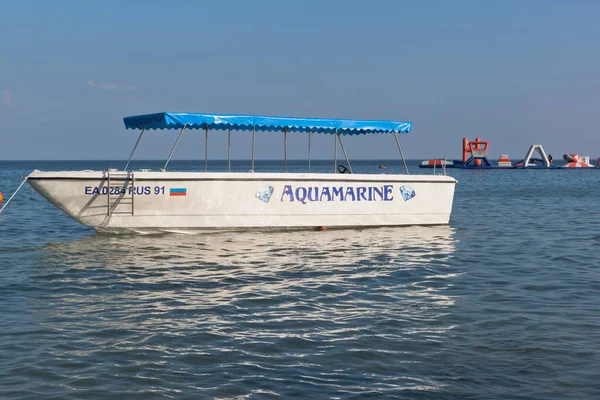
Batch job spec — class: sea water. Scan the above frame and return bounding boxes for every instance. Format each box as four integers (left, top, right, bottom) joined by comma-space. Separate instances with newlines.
1, 160, 599, 399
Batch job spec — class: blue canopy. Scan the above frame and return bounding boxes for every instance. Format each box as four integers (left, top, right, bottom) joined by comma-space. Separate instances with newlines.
123, 112, 412, 135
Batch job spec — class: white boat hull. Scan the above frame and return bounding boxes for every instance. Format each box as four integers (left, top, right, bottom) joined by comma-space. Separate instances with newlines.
28, 171, 456, 233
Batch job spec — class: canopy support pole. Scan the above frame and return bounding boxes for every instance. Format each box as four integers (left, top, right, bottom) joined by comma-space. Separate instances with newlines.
284, 127, 287, 173
162, 124, 186, 172
308, 129, 311, 173
393, 132, 410, 175
124, 124, 146, 171
251, 126, 255, 172
337, 131, 353, 173
204, 125, 208, 172
228, 125, 231, 172
334, 129, 338, 173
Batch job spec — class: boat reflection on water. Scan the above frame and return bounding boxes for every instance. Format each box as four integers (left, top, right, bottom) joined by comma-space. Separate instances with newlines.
41, 225, 457, 277
35, 226, 459, 396
39, 225, 459, 327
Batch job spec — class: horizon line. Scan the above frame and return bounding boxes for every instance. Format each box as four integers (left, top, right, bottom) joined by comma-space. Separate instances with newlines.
0, 158, 426, 162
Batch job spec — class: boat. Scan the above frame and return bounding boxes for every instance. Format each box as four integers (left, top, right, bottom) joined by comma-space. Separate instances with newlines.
27, 112, 457, 233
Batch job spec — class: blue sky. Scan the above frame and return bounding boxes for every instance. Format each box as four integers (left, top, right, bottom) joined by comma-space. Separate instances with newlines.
1, 0, 599, 160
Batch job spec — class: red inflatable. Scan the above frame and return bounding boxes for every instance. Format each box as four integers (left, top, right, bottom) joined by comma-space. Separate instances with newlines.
562, 153, 594, 168
563, 154, 582, 163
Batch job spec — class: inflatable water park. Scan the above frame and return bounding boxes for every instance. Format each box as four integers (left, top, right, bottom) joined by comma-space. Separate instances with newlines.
420, 137, 599, 169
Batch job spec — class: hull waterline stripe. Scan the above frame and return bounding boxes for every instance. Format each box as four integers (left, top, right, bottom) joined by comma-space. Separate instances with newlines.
95, 222, 449, 233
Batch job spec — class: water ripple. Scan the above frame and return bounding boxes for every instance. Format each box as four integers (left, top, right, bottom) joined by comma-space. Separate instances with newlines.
1, 161, 600, 399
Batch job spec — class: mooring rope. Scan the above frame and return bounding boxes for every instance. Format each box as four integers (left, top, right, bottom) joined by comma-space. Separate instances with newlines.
0, 173, 32, 215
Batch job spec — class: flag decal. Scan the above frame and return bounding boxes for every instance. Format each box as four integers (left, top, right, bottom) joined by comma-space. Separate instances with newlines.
170, 188, 187, 196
